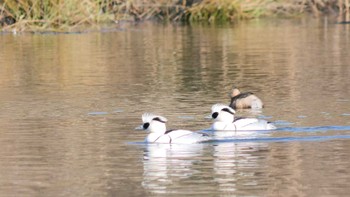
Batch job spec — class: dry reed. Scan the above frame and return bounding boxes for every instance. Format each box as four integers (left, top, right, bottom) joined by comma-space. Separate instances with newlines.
0, 0, 349, 32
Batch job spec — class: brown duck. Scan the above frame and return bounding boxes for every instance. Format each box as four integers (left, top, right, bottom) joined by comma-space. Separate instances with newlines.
229, 87, 263, 109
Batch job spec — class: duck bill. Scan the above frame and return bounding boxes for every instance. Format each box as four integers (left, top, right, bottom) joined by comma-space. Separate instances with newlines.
134, 125, 144, 130
204, 114, 212, 119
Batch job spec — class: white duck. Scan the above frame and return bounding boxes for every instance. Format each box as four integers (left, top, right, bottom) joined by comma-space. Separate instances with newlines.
211, 104, 276, 131
139, 113, 211, 144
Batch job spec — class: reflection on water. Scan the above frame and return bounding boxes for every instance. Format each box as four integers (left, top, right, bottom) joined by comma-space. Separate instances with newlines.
0, 18, 350, 196
141, 142, 270, 195
142, 144, 205, 194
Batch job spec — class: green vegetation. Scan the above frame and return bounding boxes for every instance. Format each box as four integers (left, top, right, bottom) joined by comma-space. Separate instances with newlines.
0, 0, 349, 32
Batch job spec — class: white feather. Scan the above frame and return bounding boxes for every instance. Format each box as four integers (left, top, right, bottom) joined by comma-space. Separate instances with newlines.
211, 103, 235, 114
139, 113, 210, 144
142, 113, 168, 123
210, 104, 276, 131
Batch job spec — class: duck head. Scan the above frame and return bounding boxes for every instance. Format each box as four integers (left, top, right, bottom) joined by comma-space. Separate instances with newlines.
211, 104, 235, 123
141, 113, 167, 134
230, 87, 241, 98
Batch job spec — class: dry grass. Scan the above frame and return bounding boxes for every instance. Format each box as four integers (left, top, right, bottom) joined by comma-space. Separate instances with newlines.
0, 0, 349, 32
185, 0, 275, 23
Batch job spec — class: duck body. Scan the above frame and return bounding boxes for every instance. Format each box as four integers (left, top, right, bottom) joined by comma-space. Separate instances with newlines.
229, 87, 263, 109
211, 103, 276, 131
211, 117, 276, 131
145, 130, 210, 144
140, 113, 211, 144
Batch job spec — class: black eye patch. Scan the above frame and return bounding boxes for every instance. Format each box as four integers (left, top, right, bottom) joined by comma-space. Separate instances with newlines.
152, 117, 166, 123
222, 108, 234, 115
143, 123, 150, 129
212, 112, 218, 119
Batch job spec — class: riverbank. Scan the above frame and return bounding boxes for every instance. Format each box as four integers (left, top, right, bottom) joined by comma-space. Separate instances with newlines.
1, 0, 349, 32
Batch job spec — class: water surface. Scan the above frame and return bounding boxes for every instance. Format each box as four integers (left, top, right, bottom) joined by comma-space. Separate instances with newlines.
0, 19, 350, 196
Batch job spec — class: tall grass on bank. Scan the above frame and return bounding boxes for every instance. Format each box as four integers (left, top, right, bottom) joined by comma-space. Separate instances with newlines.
185, 0, 273, 23
0, 0, 118, 31
1, 0, 350, 32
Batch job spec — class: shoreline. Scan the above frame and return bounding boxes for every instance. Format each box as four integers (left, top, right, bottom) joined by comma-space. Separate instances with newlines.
1, 0, 349, 32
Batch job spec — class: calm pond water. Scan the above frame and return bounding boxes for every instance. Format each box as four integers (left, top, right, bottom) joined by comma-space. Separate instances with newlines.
0, 18, 350, 196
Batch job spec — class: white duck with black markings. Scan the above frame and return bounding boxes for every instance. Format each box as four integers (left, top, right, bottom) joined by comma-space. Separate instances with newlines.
211, 104, 276, 131
139, 113, 211, 144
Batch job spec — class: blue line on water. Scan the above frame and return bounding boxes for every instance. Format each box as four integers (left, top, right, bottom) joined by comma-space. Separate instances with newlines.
88, 111, 109, 115
209, 134, 350, 144
277, 125, 350, 132
128, 125, 350, 145
128, 134, 350, 146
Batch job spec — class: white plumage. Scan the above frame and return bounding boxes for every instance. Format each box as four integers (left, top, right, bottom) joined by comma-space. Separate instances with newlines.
211, 104, 276, 131
139, 113, 211, 144
142, 113, 167, 124
212, 103, 236, 114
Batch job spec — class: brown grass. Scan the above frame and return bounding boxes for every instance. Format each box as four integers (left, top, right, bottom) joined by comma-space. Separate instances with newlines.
0, 0, 349, 32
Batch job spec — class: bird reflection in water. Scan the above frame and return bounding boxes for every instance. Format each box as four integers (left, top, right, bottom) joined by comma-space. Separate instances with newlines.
141, 143, 205, 194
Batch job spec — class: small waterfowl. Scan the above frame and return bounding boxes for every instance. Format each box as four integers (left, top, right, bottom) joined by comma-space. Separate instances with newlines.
229, 87, 263, 109
139, 113, 211, 144
211, 104, 276, 131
